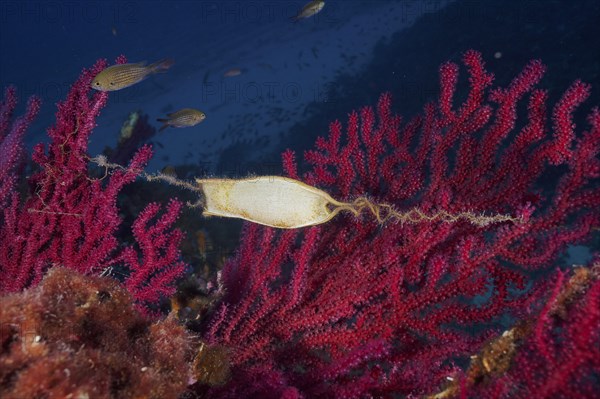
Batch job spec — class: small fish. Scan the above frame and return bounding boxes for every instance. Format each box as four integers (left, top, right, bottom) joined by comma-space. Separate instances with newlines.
223, 68, 243, 78
291, 0, 325, 22
91, 59, 174, 91
257, 62, 274, 71
156, 108, 206, 132
161, 165, 177, 177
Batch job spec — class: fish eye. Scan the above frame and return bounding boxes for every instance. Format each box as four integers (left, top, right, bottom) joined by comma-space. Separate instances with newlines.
94, 82, 100, 86
110, 82, 115, 86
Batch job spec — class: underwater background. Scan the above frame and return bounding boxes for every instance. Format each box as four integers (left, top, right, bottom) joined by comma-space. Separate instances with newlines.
2, 0, 598, 263
1, 0, 598, 172
1, 1, 600, 398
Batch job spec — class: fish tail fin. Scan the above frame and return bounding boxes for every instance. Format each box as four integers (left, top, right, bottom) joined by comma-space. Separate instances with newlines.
149, 59, 174, 74
157, 118, 169, 132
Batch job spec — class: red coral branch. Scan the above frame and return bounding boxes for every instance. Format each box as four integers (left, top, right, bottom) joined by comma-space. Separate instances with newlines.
0, 87, 40, 207
196, 51, 599, 398
122, 199, 187, 313
0, 58, 186, 313
462, 266, 600, 398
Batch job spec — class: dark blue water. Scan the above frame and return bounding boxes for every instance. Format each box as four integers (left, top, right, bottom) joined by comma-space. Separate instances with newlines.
1, 0, 599, 180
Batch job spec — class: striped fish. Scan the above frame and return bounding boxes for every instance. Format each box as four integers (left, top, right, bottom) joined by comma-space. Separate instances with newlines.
157, 108, 206, 132
91, 59, 174, 91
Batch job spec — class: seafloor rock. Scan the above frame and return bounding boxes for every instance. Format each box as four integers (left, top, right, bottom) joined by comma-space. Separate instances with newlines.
0, 267, 193, 399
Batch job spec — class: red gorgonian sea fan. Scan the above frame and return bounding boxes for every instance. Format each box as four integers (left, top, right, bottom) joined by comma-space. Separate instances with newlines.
191, 51, 600, 398
0, 57, 186, 314
460, 264, 600, 398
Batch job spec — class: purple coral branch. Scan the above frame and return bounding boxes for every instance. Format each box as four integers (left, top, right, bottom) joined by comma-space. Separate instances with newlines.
0, 58, 186, 314
195, 51, 600, 398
